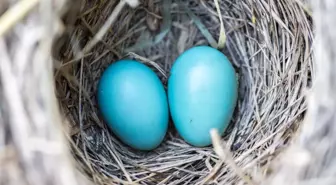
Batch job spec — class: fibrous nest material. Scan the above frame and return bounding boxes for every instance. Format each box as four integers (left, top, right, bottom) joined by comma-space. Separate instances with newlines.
4, 0, 336, 185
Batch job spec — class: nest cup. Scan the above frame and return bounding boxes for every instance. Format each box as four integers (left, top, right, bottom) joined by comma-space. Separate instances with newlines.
54, 0, 312, 184
0, 0, 314, 185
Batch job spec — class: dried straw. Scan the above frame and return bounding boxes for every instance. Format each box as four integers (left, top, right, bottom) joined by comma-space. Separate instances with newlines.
0, 0, 322, 185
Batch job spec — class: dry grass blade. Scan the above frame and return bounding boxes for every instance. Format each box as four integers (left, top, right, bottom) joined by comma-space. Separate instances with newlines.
127, 52, 167, 79
83, 0, 128, 54
211, 129, 257, 185
0, 0, 39, 36
125, 0, 172, 53
294, 0, 312, 16
213, 0, 226, 49
180, 0, 218, 48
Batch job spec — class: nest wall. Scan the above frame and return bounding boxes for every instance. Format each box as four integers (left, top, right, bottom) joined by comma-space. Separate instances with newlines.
5, 0, 336, 185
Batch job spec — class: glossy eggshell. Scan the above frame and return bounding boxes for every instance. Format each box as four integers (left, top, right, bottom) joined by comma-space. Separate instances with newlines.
97, 60, 169, 150
168, 46, 238, 147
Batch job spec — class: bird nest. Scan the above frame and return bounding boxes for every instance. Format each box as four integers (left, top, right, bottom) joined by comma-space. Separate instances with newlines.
1, 0, 317, 185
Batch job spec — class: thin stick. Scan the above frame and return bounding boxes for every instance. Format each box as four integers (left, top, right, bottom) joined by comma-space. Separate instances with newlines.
128, 52, 167, 79
0, 0, 40, 36
83, 0, 139, 54
82, 0, 126, 53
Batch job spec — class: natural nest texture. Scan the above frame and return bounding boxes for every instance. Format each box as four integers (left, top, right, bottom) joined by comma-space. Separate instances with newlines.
52, 0, 313, 184
0, 0, 318, 185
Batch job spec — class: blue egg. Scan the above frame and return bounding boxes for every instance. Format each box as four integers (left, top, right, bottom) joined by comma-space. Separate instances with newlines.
97, 60, 169, 150
168, 46, 238, 147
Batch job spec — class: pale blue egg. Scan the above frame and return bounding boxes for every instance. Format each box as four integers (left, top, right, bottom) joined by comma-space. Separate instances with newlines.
97, 60, 169, 150
168, 46, 238, 147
